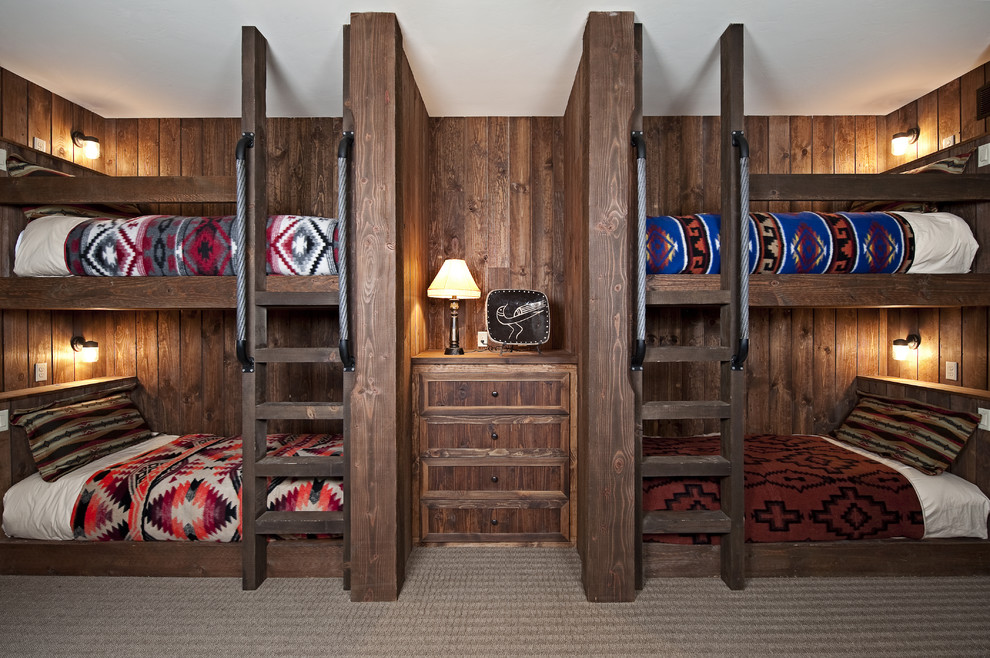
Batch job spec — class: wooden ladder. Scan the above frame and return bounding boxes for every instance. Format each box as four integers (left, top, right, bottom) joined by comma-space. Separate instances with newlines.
634, 24, 747, 591
239, 26, 350, 590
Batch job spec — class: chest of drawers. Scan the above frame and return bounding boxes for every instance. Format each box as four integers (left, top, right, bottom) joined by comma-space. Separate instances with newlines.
412, 351, 577, 544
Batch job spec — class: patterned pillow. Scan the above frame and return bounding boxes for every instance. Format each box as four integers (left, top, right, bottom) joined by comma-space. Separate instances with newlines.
12, 392, 153, 482
848, 151, 973, 214
832, 392, 979, 475
5, 154, 139, 220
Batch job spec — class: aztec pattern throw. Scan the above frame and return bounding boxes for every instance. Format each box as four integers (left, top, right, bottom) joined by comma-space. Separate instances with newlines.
646, 211, 915, 274
72, 433, 343, 541
64, 215, 340, 276
643, 433, 924, 544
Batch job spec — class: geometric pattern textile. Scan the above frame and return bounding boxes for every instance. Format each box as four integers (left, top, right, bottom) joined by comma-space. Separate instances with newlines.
71, 433, 343, 541
645, 211, 915, 275
833, 392, 979, 475
64, 215, 340, 276
643, 433, 924, 544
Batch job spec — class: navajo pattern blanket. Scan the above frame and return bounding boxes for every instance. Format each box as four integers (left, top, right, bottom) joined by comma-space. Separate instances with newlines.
643, 434, 924, 544
646, 211, 915, 274
65, 215, 340, 276
71, 433, 343, 541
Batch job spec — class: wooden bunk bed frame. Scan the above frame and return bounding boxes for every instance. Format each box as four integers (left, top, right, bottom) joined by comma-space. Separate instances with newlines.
639, 25, 990, 582
0, 27, 346, 580
564, 14, 989, 601
0, 13, 422, 603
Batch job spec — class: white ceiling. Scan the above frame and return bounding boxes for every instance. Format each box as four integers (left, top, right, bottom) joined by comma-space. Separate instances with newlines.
2, 0, 989, 119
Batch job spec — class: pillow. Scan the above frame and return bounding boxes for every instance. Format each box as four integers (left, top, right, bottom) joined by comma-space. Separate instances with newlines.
848, 151, 973, 214
832, 392, 979, 475
12, 392, 152, 482
5, 153, 140, 220
13, 214, 88, 276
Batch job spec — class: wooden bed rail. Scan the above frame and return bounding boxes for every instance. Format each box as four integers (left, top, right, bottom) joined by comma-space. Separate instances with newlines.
751, 173, 989, 202
0, 176, 235, 204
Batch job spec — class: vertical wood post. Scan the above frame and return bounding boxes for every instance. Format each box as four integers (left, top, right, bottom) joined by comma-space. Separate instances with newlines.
348, 12, 404, 601
567, 11, 638, 602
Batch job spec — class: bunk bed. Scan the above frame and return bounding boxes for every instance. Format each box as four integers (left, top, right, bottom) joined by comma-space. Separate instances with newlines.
635, 24, 990, 585
0, 27, 350, 584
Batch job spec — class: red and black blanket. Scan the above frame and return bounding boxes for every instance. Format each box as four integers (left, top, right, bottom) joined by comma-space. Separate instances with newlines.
71, 433, 343, 541
643, 433, 924, 544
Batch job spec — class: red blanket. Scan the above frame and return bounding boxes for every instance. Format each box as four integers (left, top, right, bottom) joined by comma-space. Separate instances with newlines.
643, 434, 924, 543
72, 433, 343, 541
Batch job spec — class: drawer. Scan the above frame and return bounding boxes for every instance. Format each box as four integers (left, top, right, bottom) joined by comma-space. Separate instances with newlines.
420, 374, 569, 413
423, 419, 568, 451
422, 505, 563, 542
424, 463, 566, 494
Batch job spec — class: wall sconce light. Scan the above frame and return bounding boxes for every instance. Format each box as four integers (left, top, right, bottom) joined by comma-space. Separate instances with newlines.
890, 128, 919, 156
891, 333, 920, 361
71, 130, 101, 160
71, 336, 100, 363
427, 258, 481, 355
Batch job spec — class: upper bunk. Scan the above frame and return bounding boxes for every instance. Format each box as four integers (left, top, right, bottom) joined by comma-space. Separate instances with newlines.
0, 28, 340, 311
644, 27, 990, 309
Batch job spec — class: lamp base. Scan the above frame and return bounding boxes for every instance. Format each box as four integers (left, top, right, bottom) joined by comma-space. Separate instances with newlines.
444, 346, 465, 355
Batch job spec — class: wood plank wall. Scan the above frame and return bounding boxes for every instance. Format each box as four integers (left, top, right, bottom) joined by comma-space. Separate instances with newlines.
1, 65, 342, 436
428, 116, 566, 352
2, 54, 988, 437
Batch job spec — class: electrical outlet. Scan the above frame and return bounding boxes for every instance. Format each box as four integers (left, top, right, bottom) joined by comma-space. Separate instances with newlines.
35, 362, 47, 382
979, 408, 990, 431
978, 143, 990, 168
945, 361, 959, 381
941, 135, 956, 149
0, 409, 8, 432
33, 137, 47, 152
0, 148, 6, 171
477, 331, 488, 348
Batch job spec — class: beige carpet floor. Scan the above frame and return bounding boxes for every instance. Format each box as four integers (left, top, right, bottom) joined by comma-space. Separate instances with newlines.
1, 546, 989, 656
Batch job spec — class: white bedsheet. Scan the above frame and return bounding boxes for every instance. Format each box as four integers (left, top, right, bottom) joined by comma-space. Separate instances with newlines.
823, 436, 989, 539
2, 434, 176, 541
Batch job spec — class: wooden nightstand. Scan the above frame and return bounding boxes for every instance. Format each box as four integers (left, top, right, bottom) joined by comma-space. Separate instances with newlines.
412, 350, 577, 544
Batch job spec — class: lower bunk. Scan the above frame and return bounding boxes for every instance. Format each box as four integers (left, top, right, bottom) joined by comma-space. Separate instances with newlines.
641, 376, 990, 579
0, 377, 345, 578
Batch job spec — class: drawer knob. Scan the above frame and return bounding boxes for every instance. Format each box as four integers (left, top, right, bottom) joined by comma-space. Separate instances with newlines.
490, 431, 498, 440
490, 518, 498, 526
491, 390, 498, 398
490, 475, 499, 483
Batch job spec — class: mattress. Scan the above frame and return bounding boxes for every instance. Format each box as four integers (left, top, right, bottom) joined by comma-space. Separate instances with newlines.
646, 211, 978, 275
3, 432, 344, 541
642, 433, 989, 543
13, 214, 341, 277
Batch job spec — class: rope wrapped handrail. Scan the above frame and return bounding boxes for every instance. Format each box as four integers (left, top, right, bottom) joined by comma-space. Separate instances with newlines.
234, 132, 255, 373
337, 132, 354, 371
632, 131, 647, 371
731, 130, 750, 371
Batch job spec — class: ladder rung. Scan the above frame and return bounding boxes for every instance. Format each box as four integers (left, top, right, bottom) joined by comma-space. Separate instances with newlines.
642, 455, 731, 478
255, 291, 339, 307
646, 290, 730, 307
644, 346, 731, 363
253, 347, 341, 364
642, 510, 732, 535
256, 402, 344, 420
254, 511, 344, 535
642, 400, 730, 420
255, 455, 344, 478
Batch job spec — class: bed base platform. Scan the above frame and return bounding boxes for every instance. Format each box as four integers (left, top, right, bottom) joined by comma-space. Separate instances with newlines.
643, 539, 990, 579
0, 539, 343, 578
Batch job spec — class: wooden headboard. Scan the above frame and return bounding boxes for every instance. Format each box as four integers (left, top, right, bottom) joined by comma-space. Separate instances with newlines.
854, 376, 990, 498
0, 376, 141, 529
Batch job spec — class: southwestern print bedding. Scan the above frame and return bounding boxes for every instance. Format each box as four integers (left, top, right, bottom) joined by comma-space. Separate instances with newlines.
643, 433, 925, 544
646, 211, 977, 275
72, 433, 343, 541
14, 214, 341, 277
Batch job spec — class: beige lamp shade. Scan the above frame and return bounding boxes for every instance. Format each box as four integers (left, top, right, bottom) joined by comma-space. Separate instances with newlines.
427, 259, 481, 299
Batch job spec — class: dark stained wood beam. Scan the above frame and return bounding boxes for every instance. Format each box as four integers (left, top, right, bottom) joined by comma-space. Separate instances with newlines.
0, 176, 235, 204
751, 173, 989, 202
